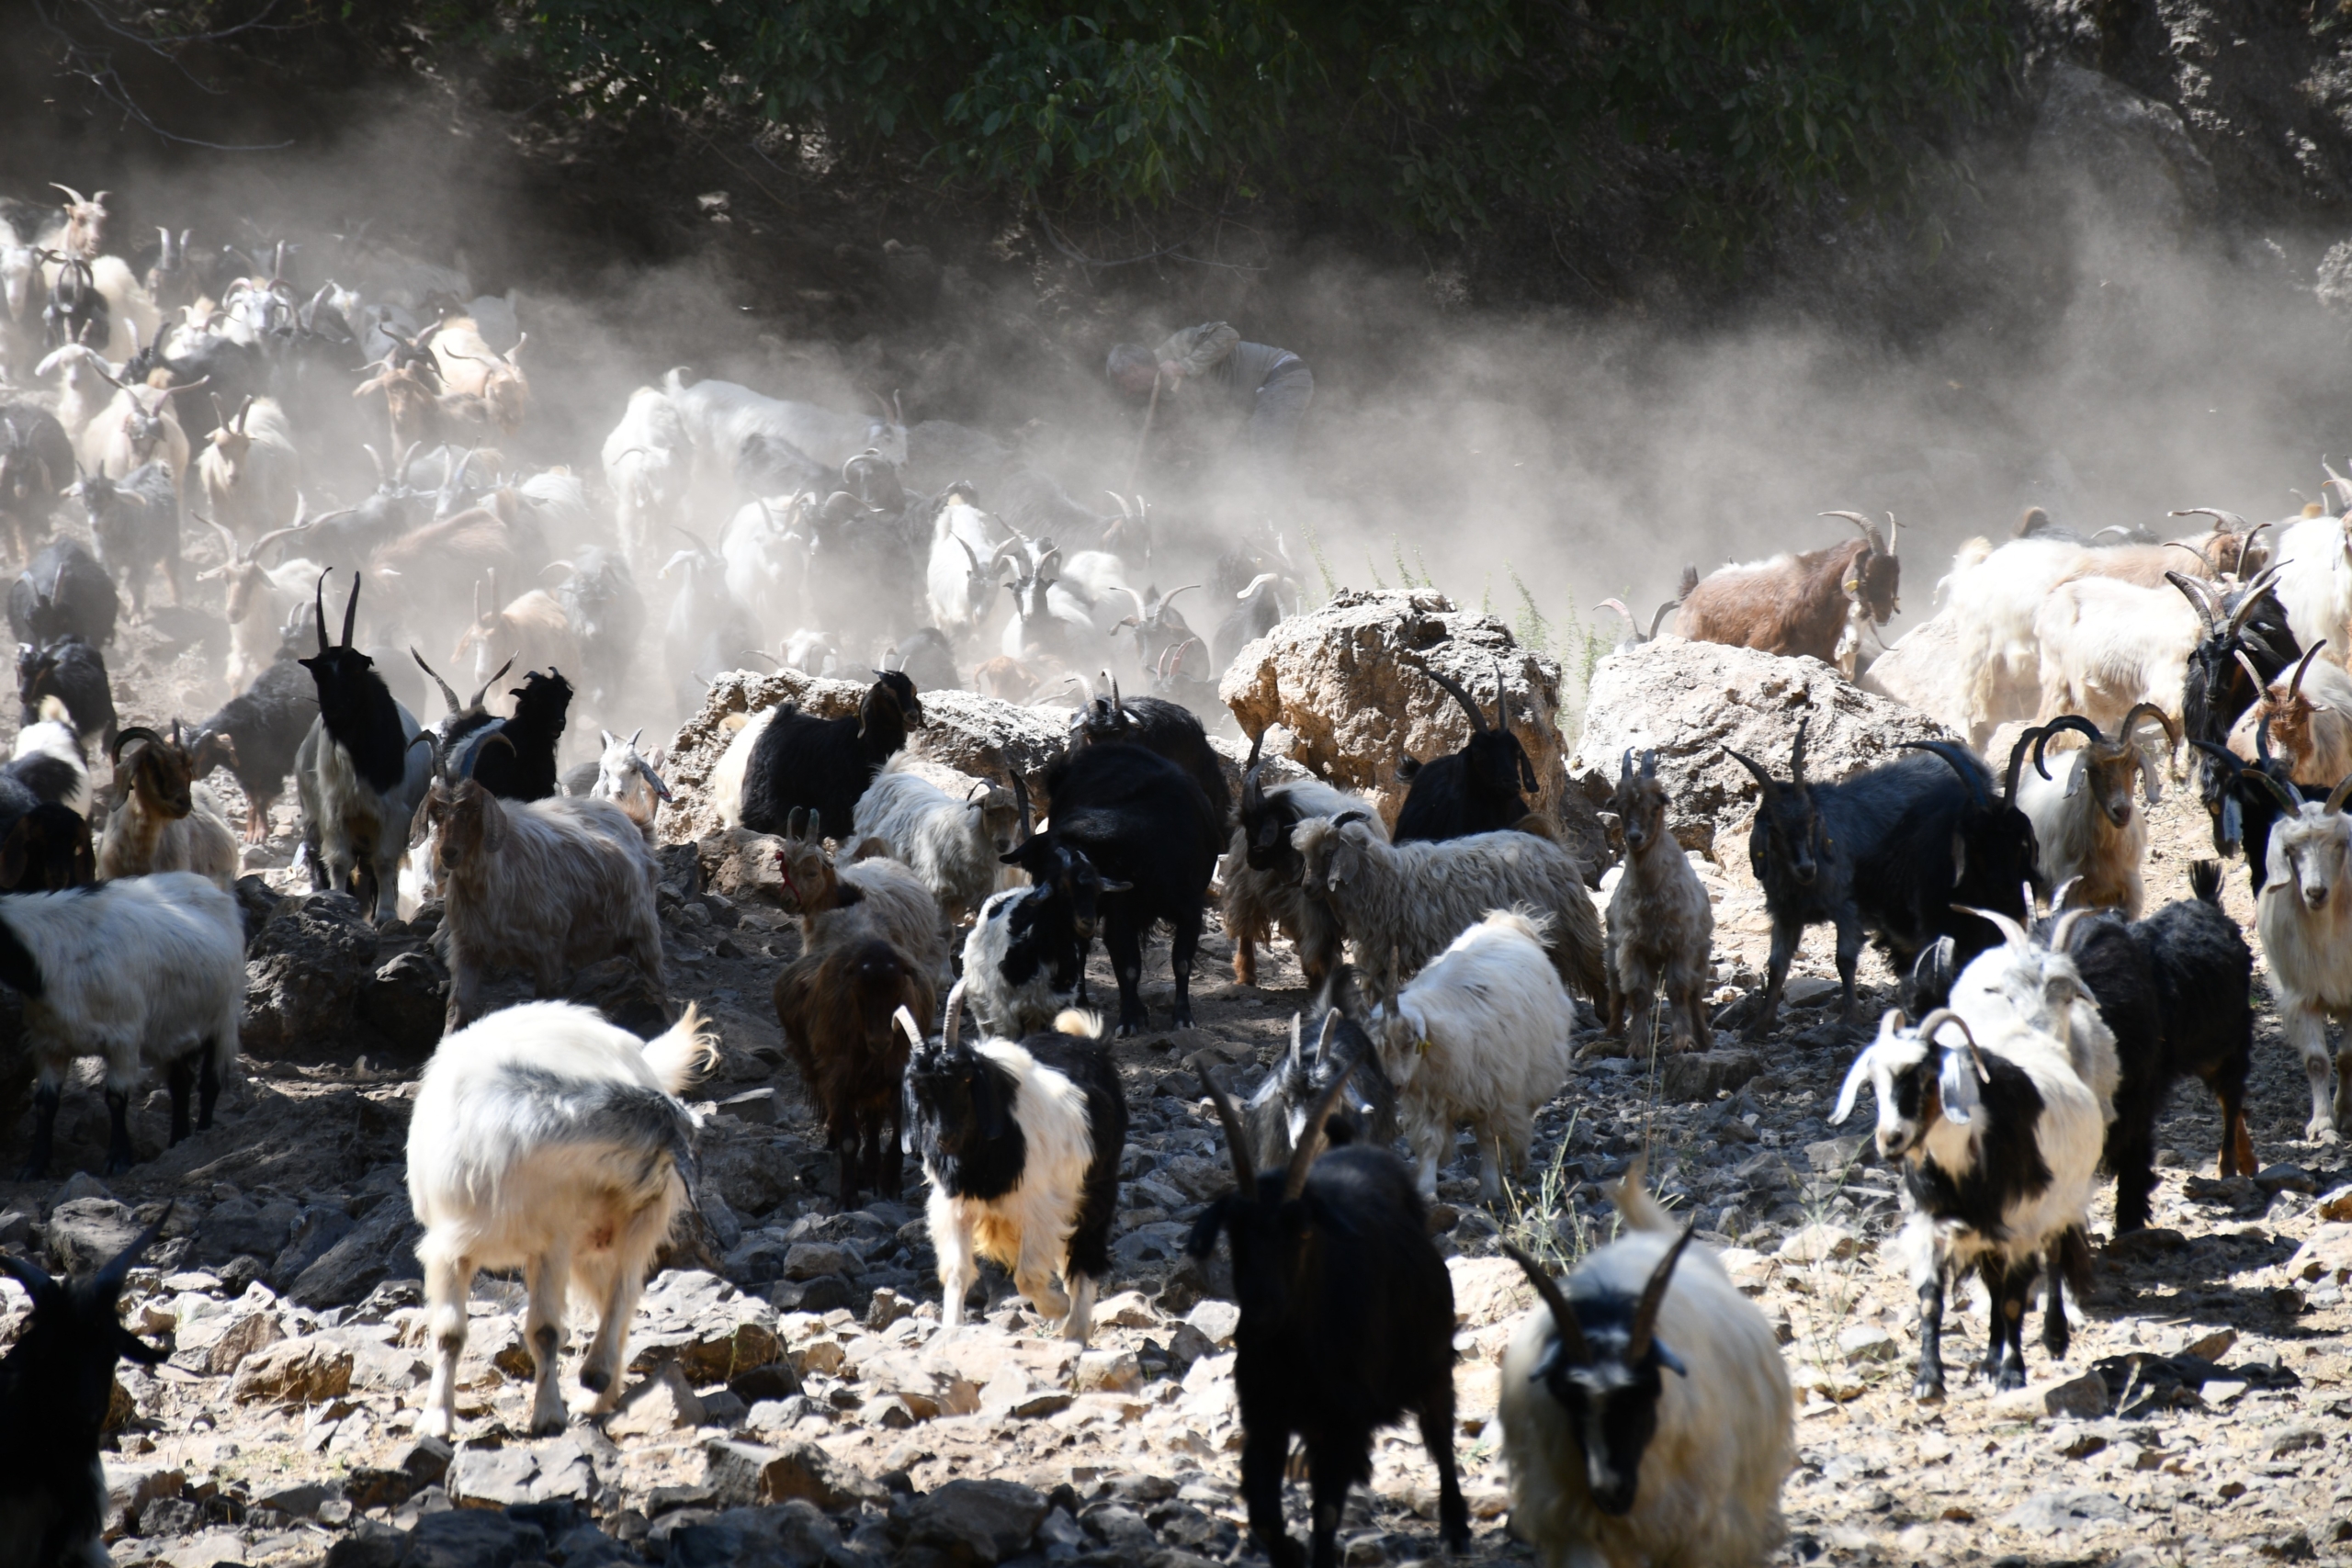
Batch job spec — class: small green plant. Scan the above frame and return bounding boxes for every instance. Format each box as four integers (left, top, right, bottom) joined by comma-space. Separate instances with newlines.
1300, 522, 1340, 602
1505, 563, 1550, 656
1363, 549, 1388, 590
1500, 1115, 1595, 1275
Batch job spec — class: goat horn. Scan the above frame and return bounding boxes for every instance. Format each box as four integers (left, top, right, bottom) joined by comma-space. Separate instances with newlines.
2329, 773, 2352, 816
2002, 726, 2045, 806
1900, 741, 1991, 809
339, 569, 361, 648
1821, 510, 1887, 555
2210, 737, 2301, 813
1160, 583, 1201, 609
2291, 641, 2327, 702
2168, 507, 2253, 533
1626, 1219, 1699, 1368
111, 727, 164, 761
2164, 538, 2219, 573
2048, 907, 2096, 955
1790, 717, 1810, 786
1192, 1052, 1256, 1189
1315, 1010, 1340, 1066
1499, 1242, 1592, 1368
1649, 599, 1680, 638
892, 1006, 924, 1055
1594, 598, 1636, 634
411, 649, 463, 715
1406, 658, 1487, 733
466, 657, 515, 712
2226, 567, 2287, 637
2234, 649, 2268, 698
2031, 716, 2104, 780
1914, 1010, 1986, 1083
1951, 903, 2031, 950
2164, 570, 2221, 631
1283, 1057, 1358, 1201
1724, 747, 1777, 790
311, 570, 331, 656
51, 183, 87, 207
93, 1205, 168, 1296
2117, 702, 2181, 754
937, 978, 964, 1049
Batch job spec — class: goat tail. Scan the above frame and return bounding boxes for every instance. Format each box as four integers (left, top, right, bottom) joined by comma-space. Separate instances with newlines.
2188, 858, 2224, 908
1677, 565, 1700, 599
1052, 1009, 1102, 1038
642, 1001, 719, 1095
1609, 1154, 1678, 1236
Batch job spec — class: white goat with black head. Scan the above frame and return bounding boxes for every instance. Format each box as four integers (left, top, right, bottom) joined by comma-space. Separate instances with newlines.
2252, 770, 2352, 1137
1833, 1007, 2102, 1398
1497, 1163, 1793, 1568
410, 999, 716, 1438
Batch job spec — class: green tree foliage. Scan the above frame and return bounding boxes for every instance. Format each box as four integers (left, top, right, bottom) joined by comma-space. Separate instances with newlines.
520, 0, 2008, 241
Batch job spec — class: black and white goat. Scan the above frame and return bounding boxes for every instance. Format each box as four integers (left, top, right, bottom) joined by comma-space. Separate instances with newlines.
1833, 1008, 2103, 1397
16, 634, 114, 758
0, 1216, 169, 1568
736, 671, 923, 842
1393, 655, 1538, 844
0, 871, 244, 1178
962, 825, 1115, 1038
1497, 1165, 1793, 1566
1190, 1061, 1469, 1568
899, 981, 1127, 1342
293, 571, 435, 922
1223, 739, 1382, 988
411, 999, 716, 1438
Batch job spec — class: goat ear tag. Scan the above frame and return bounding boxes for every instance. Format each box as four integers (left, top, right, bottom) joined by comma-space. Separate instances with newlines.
1653, 1339, 1689, 1378
1416, 1037, 1431, 1056
1939, 1048, 1981, 1126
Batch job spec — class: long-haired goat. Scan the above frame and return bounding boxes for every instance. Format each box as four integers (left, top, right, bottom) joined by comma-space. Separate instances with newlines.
95, 724, 238, 889
588, 727, 669, 844
2019, 705, 2178, 917
900, 982, 1127, 1342
776, 933, 935, 1208
962, 828, 1116, 1038
410, 999, 716, 1438
2252, 770, 2352, 1137
187, 635, 320, 844
9, 536, 117, 650
0, 871, 243, 1178
1392, 656, 1539, 844
1673, 511, 1899, 668
1498, 1170, 1793, 1567
0, 1216, 169, 1568
1371, 908, 1575, 1200
2031, 571, 2200, 733
1224, 738, 1383, 988
2173, 565, 2298, 852
417, 776, 663, 1032
1833, 1008, 2103, 1397
452, 573, 581, 711
772, 809, 952, 981
294, 571, 435, 922
1294, 815, 1606, 1003
737, 671, 923, 842
851, 759, 1021, 924
2225, 642, 2352, 787
1601, 748, 1713, 1053
1190, 1061, 1468, 1568
1068, 682, 1230, 831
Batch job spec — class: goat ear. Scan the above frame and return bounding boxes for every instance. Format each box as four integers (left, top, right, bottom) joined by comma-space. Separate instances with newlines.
478, 793, 510, 855
1950, 832, 1966, 885
117, 1325, 170, 1366
1831, 1039, 1885, 1125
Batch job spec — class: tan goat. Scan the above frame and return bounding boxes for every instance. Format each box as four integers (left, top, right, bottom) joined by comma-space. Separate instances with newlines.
96, 725, 239, 890
195, 394, 299, 543
2227, 642, 2352, 788
427, 317, 529, 436
450, 572, 580, 715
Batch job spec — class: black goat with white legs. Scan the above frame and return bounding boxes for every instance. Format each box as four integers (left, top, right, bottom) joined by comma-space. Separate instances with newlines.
899, 982, 1127, 1341
1191, 1058, 1469, 1568
1392, 655, 1537, 844
739, 670, 923, 842
294, 571, 434, 923
1006, 741, 1219, 1035
186, 637, 320, 844
17, 635, 115, 758
2054, 862, 2256, 1233
1069, 680, 1230, 831
8, 538, 117, 650
0, 1216, 168, 1568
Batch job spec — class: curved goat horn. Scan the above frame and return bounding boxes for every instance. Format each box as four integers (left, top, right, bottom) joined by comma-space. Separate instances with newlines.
2164, 570, 2220, 631
1626, 1220, 1699, 1366
2290, 641, 2328, 702
2169, 507, 2252, 533
1407, 659, 1487, 733
1900, 740, 1991, 810
1951, 904, 2031, 949
467, 657, 516, 713
1192, 1053, 1257, 1188
412, 649, 463, 715
2226, 566, 2288, 637
2031, 716, 2105, 780
1499, 1243, 1591, 1368
1820, 509, 1887, 555
1283, 1058, 1358, 1201
2003, 726, 2045, 806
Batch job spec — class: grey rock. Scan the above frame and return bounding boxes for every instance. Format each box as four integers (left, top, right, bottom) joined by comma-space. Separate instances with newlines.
357, 951, 449, 1055
1660, 1051, 1763, 1102
1080, 1503, 1157, 1548
290, 1195, 421, 1308
45, 1198, 141, 1275
783, 1242, 856, 1281
1111, 1223, 1194, 1269
243, 893, 381, 1061
397, 1507, 548, 1568
270, 1205, 357, 1290
198, 1195, 302, 1261
2030, 62, 2218, 237
667, 1502, 840, 1568
703, 1438, 884, 1512
1996, 1487, 2131, 1534
899, 1480, 1049, 1565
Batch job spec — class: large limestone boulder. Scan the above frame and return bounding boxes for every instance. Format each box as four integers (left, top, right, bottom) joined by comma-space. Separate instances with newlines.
659, 671, 1070, 843
1569, 637, 1958, 860
1217, 590, 1567, 826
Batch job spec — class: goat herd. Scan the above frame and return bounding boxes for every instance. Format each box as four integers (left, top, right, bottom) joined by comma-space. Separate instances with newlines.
0, 178, 2344, 1568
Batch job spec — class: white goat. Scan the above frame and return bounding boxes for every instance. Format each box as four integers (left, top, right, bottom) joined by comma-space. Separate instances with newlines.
602, 386, 691, 579
2014, 705, 2177, 918
926, 495, 1008, 644
410, 998, 717, 1438
0, 871, 244, 1179
1370, 908, 1575, 1200
1944, 907, 2121, 1126
851, 759, 1021, 924
198, 510, 318, 693
2254, 774, 2352, 1137
589, 728, 670, 845
721, 495, 809, 643
662, 369, 907, 495
1293, 816, 1607, 1002
34, 342, 121, 447
2031, 573, 2199, 732
1834, 1008, 2103, 1397
2267, 510, 2352, 668
1498, 1165, 1793, 1568
419, 781, 664, 1032
195, 394, 300, 544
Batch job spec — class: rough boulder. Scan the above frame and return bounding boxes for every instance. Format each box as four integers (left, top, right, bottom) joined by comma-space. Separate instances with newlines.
1569, 636, 1958, 859
1217, 590, 1567, 826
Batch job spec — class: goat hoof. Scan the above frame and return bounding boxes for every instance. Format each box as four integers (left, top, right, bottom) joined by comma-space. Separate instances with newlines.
1993, 1363, 2027, 1393
579, 1365, 612, 1394
1912, 1371, 1945, 1402
529, 1413, 568, 1438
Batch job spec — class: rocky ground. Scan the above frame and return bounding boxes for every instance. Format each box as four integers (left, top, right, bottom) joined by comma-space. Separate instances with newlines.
3, 605, 2347, 1568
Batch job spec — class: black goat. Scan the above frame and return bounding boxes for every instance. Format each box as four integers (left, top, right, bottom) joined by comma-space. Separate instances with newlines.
552, 547, 642, 713
0, 404, 70, 565
295, 571, 433, 922
740, 670, 923, 842
1243, 980, 1398, 1171
0, 1215, 168, 1568
2191, 729, 2325, 900
1006, 741, 1219, 1036
1070, 682, 1229, 830
40, 257, 106, 351
1393, 655, 1537, 844
466, 669, 571, 802
0, 801, 96, 890
9, 539, 119, 650
70, 460, 180, 615
1191, 1061, 1468, 1568
1216, 571, 1284, 671
883, 626, 958, 695
2052, 862, 2255, 1234
17, 636, 115, 757
2172, 565, 2299, 854
736, 430, 831, 499
186, 644, 320, 844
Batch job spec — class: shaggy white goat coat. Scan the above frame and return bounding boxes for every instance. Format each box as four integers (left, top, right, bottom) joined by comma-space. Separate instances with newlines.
2030, 576, 2199, 732
709, 707, 775, 829
1374, 910, 1576, 1200
2256, 798, 2352, 1137
1946, 924, 2122, 1126
1, 872, 243, 1106
853, 761, 1018, 924
1219, 779, 1382, 986
410, 999, 716, 1438
2267, 512, 2352, 670
1498, 1179, 1793, 1568
602, 386, 690, 579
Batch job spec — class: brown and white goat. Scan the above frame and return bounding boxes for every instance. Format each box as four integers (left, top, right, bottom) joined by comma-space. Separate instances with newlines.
195, 394, 299, 544
95, 725, 239, 890
1600, 748, 1714, 1053
1673, 511, 1898, 669
2227, 643, 2352, 788
416, 777, 664, 1033
2018, 706, 2179, 918
773, 807, 953, 982
451, 573, 581, 715
198, 506, 317, 693
427, 318, 530, 436
354, 356, 488, 452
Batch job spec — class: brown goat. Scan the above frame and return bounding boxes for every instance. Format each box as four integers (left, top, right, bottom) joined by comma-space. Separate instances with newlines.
775, 933, 934, 1207
427, 318, 530, 436
772, 807, 953, 979
451, 572, 581, 714
354, 357, 491, 452
1674, 512, 1899, 669
364, 504, 523, 615
96, 724, 239, 888
1600, 748, 1714, 1053
2227, 642, 2352, 787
